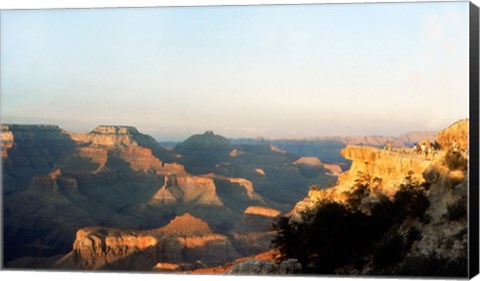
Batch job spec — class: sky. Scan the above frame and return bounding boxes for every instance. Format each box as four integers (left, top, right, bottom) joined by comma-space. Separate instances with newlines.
0, 1, 470, 141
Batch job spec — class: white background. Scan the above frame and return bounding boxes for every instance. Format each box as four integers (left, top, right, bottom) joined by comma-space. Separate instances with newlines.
0, 1, 478, 281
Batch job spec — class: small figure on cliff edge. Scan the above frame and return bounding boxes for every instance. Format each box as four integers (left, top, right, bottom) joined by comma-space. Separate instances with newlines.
421, 143, 427, 157
384, 140, 392, 151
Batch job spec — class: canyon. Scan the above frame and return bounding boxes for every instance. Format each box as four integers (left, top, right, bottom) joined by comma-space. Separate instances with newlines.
2, 124, 333, 269
1, 120, 469, 275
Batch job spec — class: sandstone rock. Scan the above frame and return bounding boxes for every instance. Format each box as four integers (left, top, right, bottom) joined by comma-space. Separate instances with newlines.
158, 213, 213, 236
70, 227, 158, 270
64, 125, 179, 174
436, 119, 469, 151
152, 262, 185, 272
270, 145, 287, 154
338, 145, 433, 195
291, 145, 434, 213
294, 156, 343, 177
147, 175, 224, 207
288, 123, 462, 221
322, 163, 343, 176
285, 120, 469, 276
255, 168, 266, 175
3, 123, 298, 270
244, 206, 281, 217
58, 213, 241, 270
1, 124, 14, 158
2, 124, 76, 191
293, 157, 323, 166
203, 173, 264, 201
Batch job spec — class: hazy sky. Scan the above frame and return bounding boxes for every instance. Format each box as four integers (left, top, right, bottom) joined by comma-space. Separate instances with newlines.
0, 2, 470, 141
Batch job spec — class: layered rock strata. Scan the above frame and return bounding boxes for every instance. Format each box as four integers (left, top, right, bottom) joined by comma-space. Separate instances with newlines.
54, 214, 240, 270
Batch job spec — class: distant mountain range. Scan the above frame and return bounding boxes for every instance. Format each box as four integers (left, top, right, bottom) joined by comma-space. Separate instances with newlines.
159, 131, 438, 165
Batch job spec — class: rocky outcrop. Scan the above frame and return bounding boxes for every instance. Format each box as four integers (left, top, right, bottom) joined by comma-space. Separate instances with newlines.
436, 119, 468, 151
283, 120, 469, 276
1, 124, 14, 158
68, 227, 158, 270
291, 146, 436, 213
204, 174, 263, 201
294, 157, 323, 166
147, 176, 224, 207
255, 168, 266, 175
230, 207, 281, 256
68, 126, 138, 147
293, 156, 343, 177
2, 123, 333, 269
2, 124, 76, 192
244, 206, 281, 218
65, 125, 182, 174
289, 118, 470, 222
232, 131, 438, 166
152, 262, 197, 272
337, 146, 434, 194
157, 213, 213, 236
56, 214, 240, 270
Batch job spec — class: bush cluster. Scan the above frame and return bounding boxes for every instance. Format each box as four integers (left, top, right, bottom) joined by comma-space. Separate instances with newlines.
444, 150, 468, 171
272, 183, 431, 275
446, 197, 467, 221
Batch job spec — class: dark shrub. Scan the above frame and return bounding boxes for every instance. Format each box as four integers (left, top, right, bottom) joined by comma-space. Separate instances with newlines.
272, 181, 430, 274
398, 254, 467, 277
273, 201, 376, 274
446, 197, 467, 221
373, 234, 405, 268
444, 151, 468, 171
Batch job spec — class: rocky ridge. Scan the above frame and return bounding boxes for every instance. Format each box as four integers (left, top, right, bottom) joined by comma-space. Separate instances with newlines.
232, 131, 438, 165
3, 124, 332, 269
3, 122, 457, 273
293, 156, 343, 176
52, 213, 240, 271
284, 119, 469, 275
290, 146, 436, 218
1, 124, 14, 158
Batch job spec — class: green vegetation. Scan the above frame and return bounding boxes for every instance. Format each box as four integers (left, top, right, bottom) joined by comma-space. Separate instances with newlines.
272, 180, 434, 275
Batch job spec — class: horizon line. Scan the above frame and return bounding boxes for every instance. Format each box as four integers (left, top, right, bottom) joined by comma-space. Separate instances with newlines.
1, 121, 464, 142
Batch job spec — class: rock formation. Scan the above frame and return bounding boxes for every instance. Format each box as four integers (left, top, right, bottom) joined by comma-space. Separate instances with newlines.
232, 131, 438, 165
4, 124, 328, 269
436, 119, 469, 151
290, 145, 436, 217
282, 119, 469, 276
244, 206, 281, 218
3, 121, 457, 274
1, 124, 14, 158
51, 213, 240, 271
293, 156, 343, 177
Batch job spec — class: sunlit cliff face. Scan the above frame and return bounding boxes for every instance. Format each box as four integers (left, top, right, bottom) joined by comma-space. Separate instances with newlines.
290, 119, 469, 220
